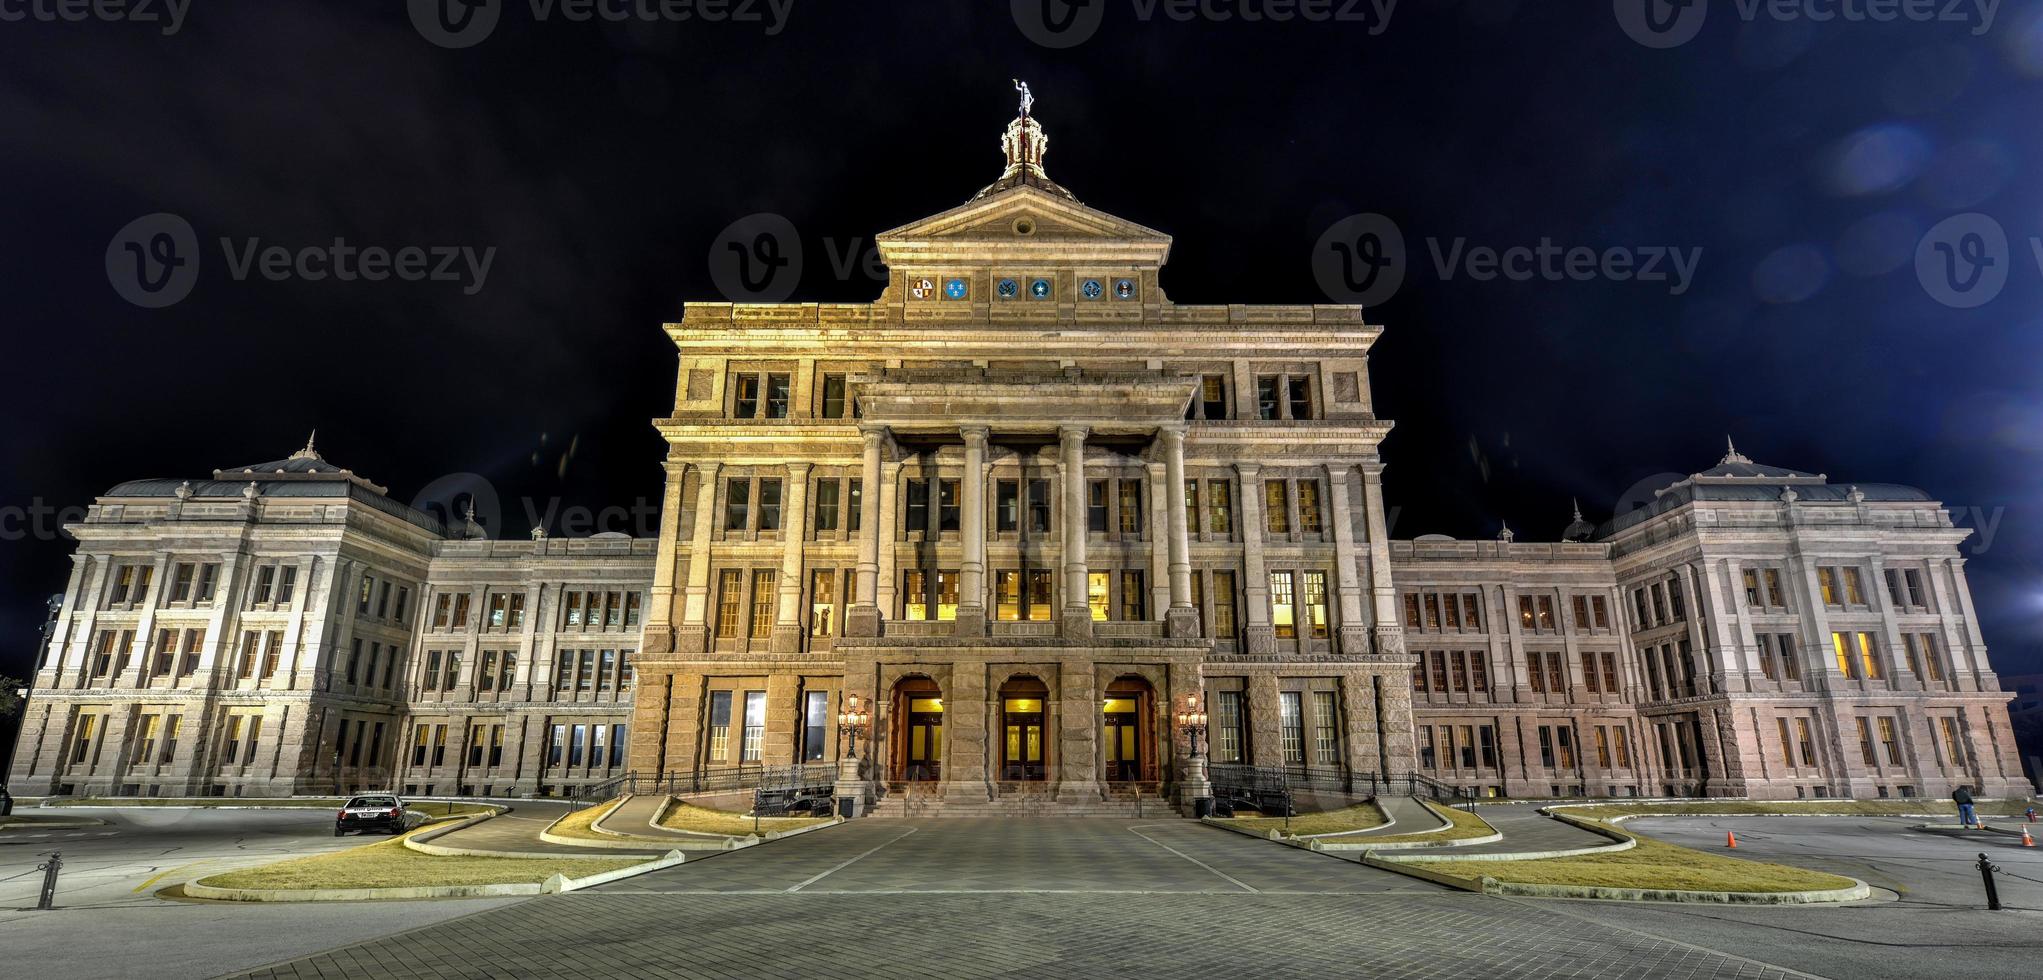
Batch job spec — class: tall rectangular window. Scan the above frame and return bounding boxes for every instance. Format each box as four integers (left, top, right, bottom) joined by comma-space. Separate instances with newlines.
276, 567, 297, 604
1843, 567, 1866, 606
1264, 481, 1290, 534
905, 479, 929, 534
170, 564, 194, 602
1286, 376, 1313, 420
1118, 481, 1142, 535
1777, 718, 1796, 768
1027, 479, 1051, 534
764, 373, 790, 418
734, 374, 760, 417
1212, 571, 1237, 638
1297, 481, 1322, 534
1856, 717, 1878, 766
750, 570, 778, 636
904, 569, 929, 621
1857, 632, 1883, 680
1796, 718, 1817, 767
1027, 569, 1053, 622
934, 570, 960, 622
725, 479, 752, 531
804, 691, 829, 762
1878, 716, 1902, 765
708, 692, 733, 763
757, 479, 783, 532
1087, 572, 1110, 622
741, 691, 766, 762
848, 480, 863, 532
1200, 374, 1228, 419
1818, 567, 1839, 606
1120, 570, 1145, 621
1256, 376, 1280, 420
1302, 571, 1329, 639
820, 374, 848, 419
1207, 480, 1233, 535
996, 480, 1020, 533
813, 479, 841, 532
1279, 692, 1304, 765
1831, 632, 1854, 676
1214, 691, 1245, 763
811, 570, 837, 637
1087, 481, 1110, 533
938, 479, 960, 533
1313, 691, 1338, 764
996, 570, 1022, 622
1270, 571, 1297, 639
716, 569, 744, 636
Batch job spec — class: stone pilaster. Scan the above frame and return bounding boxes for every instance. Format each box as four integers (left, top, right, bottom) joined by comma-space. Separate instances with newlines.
1055, 659, 1099, 801
1059, 425, 1092, 640
944, 664, 991, 802
1325, 462, 1369, 656
847, 429, 885, 637
677, 461, 722, 652
1235, 463, 1276, 655
957, 426, 989, 636
770, 462, 813, 654
1161, 426, 1199, 639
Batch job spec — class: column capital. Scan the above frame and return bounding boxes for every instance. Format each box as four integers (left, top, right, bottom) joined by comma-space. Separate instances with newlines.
1058, 424, 1090, 444
858, 425, 892, 448
1234, 461, 1261, 478
960, 424, 992, 446
1157, 424, 1189, 447
785, 461, 815, 479
692, 459, 723, 478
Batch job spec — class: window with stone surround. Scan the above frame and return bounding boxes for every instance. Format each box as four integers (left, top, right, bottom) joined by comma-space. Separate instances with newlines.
1302, 571, 1329, 638
1212, 688, 1245, 763
750, 570, 777, 636
1269, 571, 1296, 638
1886, 566, 1929, 611
814, 478, 841, 532
1211, 570, 1237, 639
1264, 481, 1290, 534
716, 569, 744, 636
1206, 479, 1233, 535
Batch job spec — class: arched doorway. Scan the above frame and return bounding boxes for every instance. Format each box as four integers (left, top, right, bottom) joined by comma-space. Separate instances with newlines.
891, 677, 943, 783
1103, 676, 1156, 783
998, 676, 1049, 782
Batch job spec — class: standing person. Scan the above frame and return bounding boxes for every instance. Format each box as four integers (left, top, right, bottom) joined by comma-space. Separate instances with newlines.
1953, 785, 1977, 829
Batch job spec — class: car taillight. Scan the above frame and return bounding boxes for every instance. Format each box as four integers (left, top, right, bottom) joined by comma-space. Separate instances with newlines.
337, 810, 346, 820
389, 808, 401, 816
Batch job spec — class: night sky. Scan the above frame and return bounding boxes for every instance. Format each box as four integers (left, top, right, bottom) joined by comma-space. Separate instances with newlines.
6, 0, 2043, 709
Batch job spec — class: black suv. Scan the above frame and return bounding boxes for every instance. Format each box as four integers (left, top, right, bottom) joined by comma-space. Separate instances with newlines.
334, 795, 408, 836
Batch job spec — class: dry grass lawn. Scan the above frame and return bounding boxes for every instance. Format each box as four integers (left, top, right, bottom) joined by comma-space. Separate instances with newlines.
545, 799, 636, 840
199, 832, 637, 891
1223, 801, 1388, 836
1567, 799, 2030, 820
656, 801, 829, 836
1422, 817, 1856, 893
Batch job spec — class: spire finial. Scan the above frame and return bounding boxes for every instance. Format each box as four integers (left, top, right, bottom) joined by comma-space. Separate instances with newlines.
1571, 497, 1584, 522
1498, 521, 1516, 544
1719, 434, 1751, 467
290, 430, 322, 461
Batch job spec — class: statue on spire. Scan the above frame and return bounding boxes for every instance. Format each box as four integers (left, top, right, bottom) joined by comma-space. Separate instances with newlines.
1013, 79, 1034, 117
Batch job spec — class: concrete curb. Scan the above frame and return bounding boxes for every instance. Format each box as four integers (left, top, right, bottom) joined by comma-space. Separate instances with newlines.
539, 800, 746, 852
1382, 810, 1631, 864
399, 809, 627, 860
1911, 822, 2030, 840
0, 816, 109, 830
1201, 802, 1504, 854
1482, 876, 1874, 905
184, 849, 690, 903
1300, 803, 1403, 840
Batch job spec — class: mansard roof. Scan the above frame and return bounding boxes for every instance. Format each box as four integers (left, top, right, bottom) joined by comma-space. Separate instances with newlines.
212, 432, 389, 494
1596, 440, 1934, 538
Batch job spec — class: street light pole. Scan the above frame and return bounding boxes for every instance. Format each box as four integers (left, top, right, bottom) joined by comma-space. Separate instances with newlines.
835, 694, 871, 818
1175, 693, 1211, 818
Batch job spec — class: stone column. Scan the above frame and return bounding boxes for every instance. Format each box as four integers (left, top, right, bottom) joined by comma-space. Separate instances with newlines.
1056, 660, 1100, 801
1161, 427, 1200, 639
1325, 463, 1369, 656
1236, 463, 1276, 655
677, 461, 722, 652
847, 429, 886, 637
1059, 425, 1093, 639
957, 426, 990, 635
943, 664, 991, 802
770, 462, 813, 654
1358, 459, 1406, 659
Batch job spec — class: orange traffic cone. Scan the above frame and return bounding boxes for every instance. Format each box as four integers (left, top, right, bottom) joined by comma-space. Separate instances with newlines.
2023, 826, 2035, 848
1726, 831, 1738, 849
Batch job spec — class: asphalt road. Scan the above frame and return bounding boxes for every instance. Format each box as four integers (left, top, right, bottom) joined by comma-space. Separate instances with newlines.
0, 806, 519, 980
1547, 815, 2043, 980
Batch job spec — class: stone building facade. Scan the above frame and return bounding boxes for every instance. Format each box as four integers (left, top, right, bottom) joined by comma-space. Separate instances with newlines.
7, 102, 2029, 803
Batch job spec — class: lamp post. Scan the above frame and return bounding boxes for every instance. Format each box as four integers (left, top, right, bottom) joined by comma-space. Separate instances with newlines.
1176, 693, 1213, 818
835, 694, 871, 818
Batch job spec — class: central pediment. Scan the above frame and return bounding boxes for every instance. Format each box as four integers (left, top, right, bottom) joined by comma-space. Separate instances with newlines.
875, 185, 1172, 269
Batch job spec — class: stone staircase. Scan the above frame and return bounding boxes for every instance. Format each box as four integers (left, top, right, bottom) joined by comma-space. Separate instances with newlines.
870, 783, 1182, 819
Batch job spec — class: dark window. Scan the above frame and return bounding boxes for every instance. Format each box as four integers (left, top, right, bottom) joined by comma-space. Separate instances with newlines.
821, 375, 848, 419
813, 478, 840, 532
1087, 480, 1110, 533
734, 374, 760, 417
764, 373, 790, 418
725, 479, 751, 530
1028, 479, 1052, 534
758, 478, 783, 532
905, 479, 929, 533
1256, 377, 1280, 420
996, 480, 1020, 533
803, 691, 828, 762
938, 479, 960, 533
848, 479, 863, 532
1286, 376, 1313, 420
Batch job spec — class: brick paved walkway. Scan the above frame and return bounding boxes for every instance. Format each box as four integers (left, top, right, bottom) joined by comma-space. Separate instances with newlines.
231, 818, 1818, 980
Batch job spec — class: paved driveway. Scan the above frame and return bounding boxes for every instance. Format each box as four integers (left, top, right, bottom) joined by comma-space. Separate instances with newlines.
235, 818, 1820, 980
